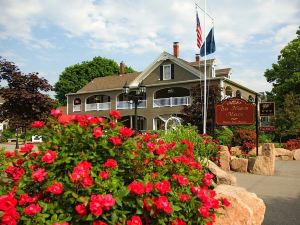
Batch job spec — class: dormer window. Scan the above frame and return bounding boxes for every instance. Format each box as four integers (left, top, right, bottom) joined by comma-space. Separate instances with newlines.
160, 64, 174, 80
163, 65, 171, 80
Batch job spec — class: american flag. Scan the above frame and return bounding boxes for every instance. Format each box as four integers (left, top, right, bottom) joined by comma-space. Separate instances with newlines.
196, 12, 203, 49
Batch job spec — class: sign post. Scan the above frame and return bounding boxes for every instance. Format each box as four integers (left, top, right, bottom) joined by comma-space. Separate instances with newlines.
255, 94, 259, 156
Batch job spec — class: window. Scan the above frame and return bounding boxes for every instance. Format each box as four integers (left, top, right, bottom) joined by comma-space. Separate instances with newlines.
225, 86, 233, 97
236, 90, 241, 98
163, 65, 171, 80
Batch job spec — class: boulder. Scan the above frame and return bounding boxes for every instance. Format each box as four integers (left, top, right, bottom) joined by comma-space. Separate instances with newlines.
248, 145, 262, 156
215, 185, 266, 225
230, 157, 248, 173
219, 145, 231, 171
275, 148, 293, 160
208, 160, 237, 186
293, 149, 300, 160
248, 143, 275, 176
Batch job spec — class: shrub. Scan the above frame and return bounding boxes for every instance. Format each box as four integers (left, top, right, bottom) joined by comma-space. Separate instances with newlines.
258, 133, 274, 144
233, 129, 256, 153
0, 110, 229, 225
283, 139, 300, 150
215, 128, 233, 147
158, 125, 220, 163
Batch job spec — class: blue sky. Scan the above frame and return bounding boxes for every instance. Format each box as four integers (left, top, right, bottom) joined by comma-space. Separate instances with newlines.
0, 0, 299, 96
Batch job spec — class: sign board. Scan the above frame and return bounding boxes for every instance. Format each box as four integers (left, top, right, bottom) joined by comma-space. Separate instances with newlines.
215, 98, 255, 125
32, 135, 42, 143
259, 102, 275, 116
260, 126, 275, 132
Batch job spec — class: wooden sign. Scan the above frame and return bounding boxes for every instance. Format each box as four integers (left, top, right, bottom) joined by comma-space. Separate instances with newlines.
259, 102, 275, 116
215, 98, 255, 125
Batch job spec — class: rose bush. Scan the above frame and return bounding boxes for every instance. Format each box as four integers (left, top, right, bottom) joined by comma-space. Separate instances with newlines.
233, 129, 256, 153
0, 110, 229, 225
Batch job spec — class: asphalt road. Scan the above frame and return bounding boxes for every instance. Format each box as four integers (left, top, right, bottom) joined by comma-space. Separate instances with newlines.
233, 160, 300, 225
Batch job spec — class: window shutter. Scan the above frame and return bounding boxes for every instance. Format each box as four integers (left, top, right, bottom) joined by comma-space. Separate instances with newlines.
171, 64, 174, 79
160, 65, 163, 80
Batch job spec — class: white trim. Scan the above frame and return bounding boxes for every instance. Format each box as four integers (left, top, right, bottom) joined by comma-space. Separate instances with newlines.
66, 95, 69, 115
163, 64, 172, 80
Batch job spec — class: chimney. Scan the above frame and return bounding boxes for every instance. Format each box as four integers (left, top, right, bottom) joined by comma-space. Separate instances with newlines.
119, 61, 125, 74
173, 42, 179, 58
195, 54, 200, 62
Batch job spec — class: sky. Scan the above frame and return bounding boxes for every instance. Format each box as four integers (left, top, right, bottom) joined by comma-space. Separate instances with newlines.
0, 0, 299, 96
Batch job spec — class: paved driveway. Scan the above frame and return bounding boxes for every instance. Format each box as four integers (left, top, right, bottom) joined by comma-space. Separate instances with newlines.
233, 160, 300, 225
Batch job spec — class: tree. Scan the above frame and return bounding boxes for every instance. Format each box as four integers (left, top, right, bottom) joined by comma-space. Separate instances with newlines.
181, 84, 222, 134
54, 56, 135, 105
0, 57, 55, 145
264, 27, 300, 140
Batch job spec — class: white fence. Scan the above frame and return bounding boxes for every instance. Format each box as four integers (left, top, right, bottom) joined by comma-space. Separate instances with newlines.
153, 96, 190, 108
116, 100, 147, 109
85, 102, 111, 111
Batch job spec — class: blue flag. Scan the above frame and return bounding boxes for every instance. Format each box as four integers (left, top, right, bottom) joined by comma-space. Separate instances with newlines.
200, 27, 216, 57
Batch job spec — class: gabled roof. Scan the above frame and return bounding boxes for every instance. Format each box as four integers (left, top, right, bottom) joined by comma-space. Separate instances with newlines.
130, 52, 205, 86
188, 58, 216, 67
77, 72, 141, 93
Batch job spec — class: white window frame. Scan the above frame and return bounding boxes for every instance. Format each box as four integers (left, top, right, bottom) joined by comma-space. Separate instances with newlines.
163, 64, 171, 80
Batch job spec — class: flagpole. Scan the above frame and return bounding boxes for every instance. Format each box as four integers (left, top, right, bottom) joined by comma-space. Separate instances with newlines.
203, 0, 207, 134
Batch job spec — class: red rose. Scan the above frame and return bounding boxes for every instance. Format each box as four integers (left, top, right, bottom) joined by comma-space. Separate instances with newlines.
93, 221, 108, 225
24, 203, 41, 216
109, 136, 122, 146
178, 193, 191, 202
198, 206, 210, 218
58, 115, 72, 125
75, 203, 87, 217
31, 121, 45, 128
155, 145, 167, 155
126, 215, 142, 225
102, 194, 115, 210
89, 194, 115, 216
5, 166, 25, 182
109, 121, 117, 128
0, 193, 17, 211
109, 110, 122, 120
103, 159, 117, 169
99, 171, 110, 179
32, 168, 48, 182
1, 208, 20, 225
171, 218, 187, 225
154, 196, 172, 214
46, 182, 63, 195
4, 151, 16, 158
143, 198, 152, 211
93, 127, 103, 138
146, 142, 156, 151
51, 109, 62, 118
119, 127, 135, 138
176, 175, 189, 186
19, 144, 34, 153
155, 180, 171, 195
145, 182, 153, 193
128, 181, 145, 195
154, 159, 164, 166
222, 197, 230, 207
41, 150, 57, 164
82, 175, 94, 188
18, 193, 37, 205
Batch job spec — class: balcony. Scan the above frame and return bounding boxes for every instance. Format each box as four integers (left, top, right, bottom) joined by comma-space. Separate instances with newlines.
153, 96, 190, 108
117, 100, 147, 110
73, 105, 81, 112
85, 102, 111, 111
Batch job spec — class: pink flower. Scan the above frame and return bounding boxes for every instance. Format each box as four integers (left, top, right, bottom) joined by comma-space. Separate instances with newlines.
51, 109, 62, 118
109, 110, 122, 120
93, 127, 103, 138
32, 168, 48, 182
46, 182, 63, 195
41, 150, 57, 164
119, 127, 135, 137
103, 159, 117, 169
24, 203, 41, 216
99, 171, 110, 179
126, 215, 142, 225
75, 203, 87, 217
109, 136, 122, 146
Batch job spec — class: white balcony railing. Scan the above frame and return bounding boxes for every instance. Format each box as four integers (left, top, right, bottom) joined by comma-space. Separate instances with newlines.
85, 102, 111, 111
73, 105, 81, 112
153, 96, 190, 108
116, 100, 147, 110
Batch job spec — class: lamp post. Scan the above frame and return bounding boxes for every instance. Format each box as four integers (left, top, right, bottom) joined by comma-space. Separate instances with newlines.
122, 81, 146, 131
